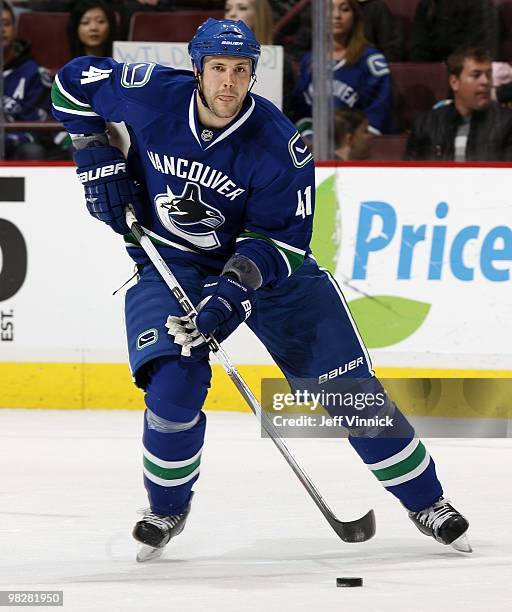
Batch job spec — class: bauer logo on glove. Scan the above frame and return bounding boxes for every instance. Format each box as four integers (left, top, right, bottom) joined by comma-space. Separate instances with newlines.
77, 161, 126, 183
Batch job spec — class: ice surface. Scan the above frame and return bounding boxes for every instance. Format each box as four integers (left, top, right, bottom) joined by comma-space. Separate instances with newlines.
0, 409, 510, 611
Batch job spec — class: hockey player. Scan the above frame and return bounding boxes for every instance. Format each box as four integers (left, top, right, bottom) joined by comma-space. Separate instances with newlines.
52, 18, 470, 561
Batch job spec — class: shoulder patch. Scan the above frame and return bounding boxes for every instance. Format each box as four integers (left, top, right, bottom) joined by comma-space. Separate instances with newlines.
121, 63, 156, 88
288, 132, 313, 168
367, 53, 390, 78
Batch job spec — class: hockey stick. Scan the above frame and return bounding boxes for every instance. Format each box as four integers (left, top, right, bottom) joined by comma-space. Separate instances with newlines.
125, 207, 376, 543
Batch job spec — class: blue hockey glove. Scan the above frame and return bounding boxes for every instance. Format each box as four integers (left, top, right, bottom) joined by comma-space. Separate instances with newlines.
196, 275, 256, 338
74, 145, 143, 234
165, 275, 256, 361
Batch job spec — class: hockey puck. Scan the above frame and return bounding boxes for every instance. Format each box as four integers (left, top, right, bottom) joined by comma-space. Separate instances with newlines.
336, 577, 363, 587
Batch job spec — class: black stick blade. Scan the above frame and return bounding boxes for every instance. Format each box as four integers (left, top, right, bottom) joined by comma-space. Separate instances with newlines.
328, 509, 376, 542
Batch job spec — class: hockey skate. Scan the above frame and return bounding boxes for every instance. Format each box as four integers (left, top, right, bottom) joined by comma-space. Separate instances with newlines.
409, 496, 472, 553
133, 494, 193, 562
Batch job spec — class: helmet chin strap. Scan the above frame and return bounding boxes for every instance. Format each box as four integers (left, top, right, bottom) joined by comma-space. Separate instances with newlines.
195, 73, 211, 111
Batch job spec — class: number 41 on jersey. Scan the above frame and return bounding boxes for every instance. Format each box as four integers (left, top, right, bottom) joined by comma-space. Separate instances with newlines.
295, 186, 313, 219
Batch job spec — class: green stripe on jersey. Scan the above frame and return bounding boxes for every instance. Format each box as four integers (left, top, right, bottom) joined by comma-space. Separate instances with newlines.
51, 81, 93, 112
143, 455, 201, 481
372, 441, 427, 482
237, 231, 305, 274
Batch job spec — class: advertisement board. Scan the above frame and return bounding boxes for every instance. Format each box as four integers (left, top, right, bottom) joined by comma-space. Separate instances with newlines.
313, 166, 512, 371
1, 164, 511, 411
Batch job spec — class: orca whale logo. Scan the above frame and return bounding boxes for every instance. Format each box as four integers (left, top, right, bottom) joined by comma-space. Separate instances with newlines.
155, 182, 225, 249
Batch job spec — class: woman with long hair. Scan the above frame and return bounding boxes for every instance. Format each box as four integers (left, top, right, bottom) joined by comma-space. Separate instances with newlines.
292, 0, 394, 137
67, 0, 117, 58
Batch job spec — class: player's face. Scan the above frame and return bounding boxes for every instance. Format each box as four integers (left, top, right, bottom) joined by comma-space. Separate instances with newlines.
199, 56, 252, 122
224, 0, 257, 30
450, 58, 492, 114
332, 0, 354, 37
78, 7, 110, 51
2, 9, 15, 49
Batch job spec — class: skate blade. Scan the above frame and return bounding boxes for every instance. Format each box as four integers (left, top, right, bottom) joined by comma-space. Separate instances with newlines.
136, 544, 164, 563
450, 533, 473, 553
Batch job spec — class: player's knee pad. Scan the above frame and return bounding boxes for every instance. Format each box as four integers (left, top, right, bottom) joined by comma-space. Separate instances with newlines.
144, 356, 211, 432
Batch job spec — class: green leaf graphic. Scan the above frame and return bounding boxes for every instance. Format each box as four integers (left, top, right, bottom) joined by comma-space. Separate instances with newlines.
348, 296, 431, 348
311, 175, 340, 274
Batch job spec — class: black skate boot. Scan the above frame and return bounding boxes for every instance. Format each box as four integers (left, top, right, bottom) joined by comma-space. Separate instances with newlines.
133, 494, 193, 562
409, 496, 472, 552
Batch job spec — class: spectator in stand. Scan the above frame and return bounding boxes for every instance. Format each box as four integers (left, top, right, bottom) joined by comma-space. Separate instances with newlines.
2, 0, 52, 160
291, 0, 394, 138
405, 47, 512, 161
67, 0, 117, 58
411, 0, 498, 62
334, 107, 372, 160
224, 0, 296, 117
292, 0, 403, 62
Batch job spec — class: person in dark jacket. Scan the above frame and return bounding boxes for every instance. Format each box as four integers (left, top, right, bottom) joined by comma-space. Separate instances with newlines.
2, 0, 52, 160
411, 0, 498, 62
291, 0, 403, 62
405, 46, 512, 161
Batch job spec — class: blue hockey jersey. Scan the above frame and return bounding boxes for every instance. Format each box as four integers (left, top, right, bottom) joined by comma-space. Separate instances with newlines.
293, 46, 394, 135
52, 58, 314, 286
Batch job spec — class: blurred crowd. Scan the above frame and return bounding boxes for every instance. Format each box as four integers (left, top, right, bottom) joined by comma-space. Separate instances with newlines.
2, 0, 512, 161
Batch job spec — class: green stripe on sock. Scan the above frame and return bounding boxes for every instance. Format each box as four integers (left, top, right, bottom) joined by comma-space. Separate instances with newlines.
51, 82, 92, 112
143, 456, 201, 481
372, 442, 427, 482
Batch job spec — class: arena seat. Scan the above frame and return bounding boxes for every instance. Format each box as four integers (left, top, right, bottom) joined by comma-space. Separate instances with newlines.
384, 0, 420, 59
390, 62, 449, 132
370, 134, 408, 161
129, 11, 224, 42
17, 12, 71, 72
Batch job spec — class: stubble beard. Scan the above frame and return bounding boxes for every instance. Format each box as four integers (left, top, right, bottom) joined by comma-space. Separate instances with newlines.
211, 96, 244, 120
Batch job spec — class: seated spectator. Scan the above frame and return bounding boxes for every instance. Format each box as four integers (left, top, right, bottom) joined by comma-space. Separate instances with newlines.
291, 0, 394, 136
405, 46, 512, 161
224, 0, 296, 117
411, 0, 498, 62
292, 0, 403, 62
334, 108, 372, 160
2, 0, 52, 160
67, 0, 118, 58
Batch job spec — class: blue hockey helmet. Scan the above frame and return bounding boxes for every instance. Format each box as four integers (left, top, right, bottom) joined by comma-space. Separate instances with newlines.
189, 18, 261, 76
